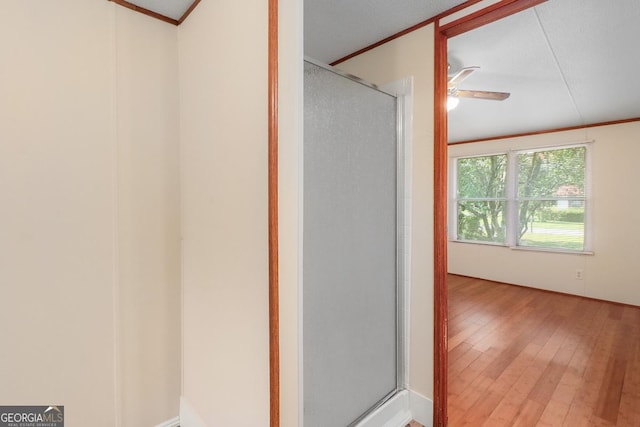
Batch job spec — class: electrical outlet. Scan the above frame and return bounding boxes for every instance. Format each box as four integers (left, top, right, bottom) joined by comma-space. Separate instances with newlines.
575, 269, 583, 280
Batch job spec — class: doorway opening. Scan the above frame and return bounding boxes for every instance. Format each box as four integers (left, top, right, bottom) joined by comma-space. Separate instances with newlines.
433, 1, 548, 425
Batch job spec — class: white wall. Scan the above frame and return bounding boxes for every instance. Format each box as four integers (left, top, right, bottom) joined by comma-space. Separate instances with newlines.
449, 121, 640, 306
338, 25, 436, 401
0, 1, 116, 424
0, 1, 181, 425
115, 6, 181, 426
278, 0, 303, 424
178, 0, 270, 424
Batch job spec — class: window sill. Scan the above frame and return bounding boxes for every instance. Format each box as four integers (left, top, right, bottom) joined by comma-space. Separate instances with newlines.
509, 246, 594, 256
450, 239, 594, 255
450, 239, 505, 247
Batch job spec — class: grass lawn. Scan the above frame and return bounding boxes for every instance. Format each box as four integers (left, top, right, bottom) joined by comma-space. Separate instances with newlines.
519, 220, 584, 251
527, 220, 583, 231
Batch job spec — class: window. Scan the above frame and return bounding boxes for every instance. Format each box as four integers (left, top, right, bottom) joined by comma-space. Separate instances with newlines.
452, 145, 588, 252
456, 154, 507, 244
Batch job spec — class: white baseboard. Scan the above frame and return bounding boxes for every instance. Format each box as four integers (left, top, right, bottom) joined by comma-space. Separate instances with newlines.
176, 390, 433, 427
409, 390, 433, 427
355, 390, 412, 427
179, 396, 207, 427
154, 416, 180, 427
321, 389, 433, 427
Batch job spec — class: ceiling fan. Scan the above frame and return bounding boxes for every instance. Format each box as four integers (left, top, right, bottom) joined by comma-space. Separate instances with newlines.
447, 66, 510, 110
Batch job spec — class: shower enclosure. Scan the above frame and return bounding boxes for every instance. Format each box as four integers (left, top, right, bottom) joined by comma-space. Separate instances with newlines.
303, 60, 408, 426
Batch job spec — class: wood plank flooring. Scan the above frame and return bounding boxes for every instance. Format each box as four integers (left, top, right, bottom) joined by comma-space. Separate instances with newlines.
448, 274, 640, 426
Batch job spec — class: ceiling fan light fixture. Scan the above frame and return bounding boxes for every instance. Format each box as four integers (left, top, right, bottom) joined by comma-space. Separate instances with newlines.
447, 95, 459, 111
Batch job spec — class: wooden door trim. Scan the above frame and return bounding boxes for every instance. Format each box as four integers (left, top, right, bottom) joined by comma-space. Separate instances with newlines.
433, 1, 547, 425
440, 0, 547, 37
268, 0, 280, 424
433, 18, 449, 427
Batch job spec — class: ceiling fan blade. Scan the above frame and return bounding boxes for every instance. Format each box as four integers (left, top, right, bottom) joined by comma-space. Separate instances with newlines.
456, 89, 510, 101
448, 66, 479, 88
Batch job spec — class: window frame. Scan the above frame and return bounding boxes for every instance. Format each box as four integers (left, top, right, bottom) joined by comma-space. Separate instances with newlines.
450, 142, 592, 254
451, 152, 509, 246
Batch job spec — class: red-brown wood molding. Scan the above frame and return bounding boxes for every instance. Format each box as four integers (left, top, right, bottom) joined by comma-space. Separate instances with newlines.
433, 1, 547, 426
331, 0, 486, 66
440, 0, 547, 38
108, 0, 179, 25
178, 0, 201, 24
108, 0, 201, 26
449, 117, 640, 145
268, 0, 280, 424
433, 20, 450, 427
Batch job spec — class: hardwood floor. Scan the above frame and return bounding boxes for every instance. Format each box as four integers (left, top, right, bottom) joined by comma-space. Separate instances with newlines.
448, 274, 640, 426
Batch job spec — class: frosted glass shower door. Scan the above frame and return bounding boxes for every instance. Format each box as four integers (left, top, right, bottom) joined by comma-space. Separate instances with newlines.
303, 60, 399, 427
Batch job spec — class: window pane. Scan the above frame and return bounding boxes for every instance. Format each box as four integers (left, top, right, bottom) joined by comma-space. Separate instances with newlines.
518, 200, 584, 251
517, 147, 585, 198
457, 155, 507, 199
457, 201, 506, 244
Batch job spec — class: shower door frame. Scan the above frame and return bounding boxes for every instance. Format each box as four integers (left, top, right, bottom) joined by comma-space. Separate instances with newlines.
301, 58, 413, 427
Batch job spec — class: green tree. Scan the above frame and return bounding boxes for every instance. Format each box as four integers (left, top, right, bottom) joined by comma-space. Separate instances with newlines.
456, 146, 585, 243
457, 154, 506, 242
517, 147, 585, 238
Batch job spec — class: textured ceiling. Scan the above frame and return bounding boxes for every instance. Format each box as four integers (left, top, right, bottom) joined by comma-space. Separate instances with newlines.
125, 0, 194, 20
448, 0, 640, 142
305, 0, 466, 63
125, 0, 640, 143
304, 0, 640, 143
